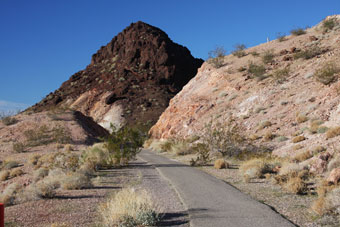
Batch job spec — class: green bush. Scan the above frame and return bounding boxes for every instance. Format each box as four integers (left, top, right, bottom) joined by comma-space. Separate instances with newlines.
104, 125, 147, 166
314, 62, 339, 85
248, 62, 267, 80
262, 50, 275, 64
323, 18, 337, 32
290, 28, 306, 36
2, 117, 18, 126
232, 44, 247, 58
293, 46, 324, 60
208, 46, 226, 68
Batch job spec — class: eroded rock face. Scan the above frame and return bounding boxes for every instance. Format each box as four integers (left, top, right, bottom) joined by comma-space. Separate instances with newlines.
150, 15, 340, 159
30, 21, 203, 130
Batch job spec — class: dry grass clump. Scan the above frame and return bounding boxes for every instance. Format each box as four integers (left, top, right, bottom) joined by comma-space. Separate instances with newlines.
294, 46, 324, 60
232, 44, 247, 58
171, 141, 193, 156
9, 168, 24, 178
263, 131, 275, 141
0, 183, 22, 205
275, 163, 309, 194
248, 62, 267, 81
315, 62, 339, 85
249, 134, 260, 141
99, 188, 160, 227
326, 126, 340, 139
283, 176, 308, 194
2, 160, 20, 170
239, 158, 274, 181
60, 172, 92, 190
28, 154, 41, 167
309, 119, 325, 134
296, 114, 308, 123
12, 142, 26, 153
0, 170, 10, 181
258, 121, 272, 130
33, 168, 49, 182
311, 181, 338, 215
327, 155, 340, 172
214, 159, 228, 169
292, 150, 313, 162
24, 178, 59, 200
293, 144, 304, 151
292, 135, 306, 143
80, 144, 113, 170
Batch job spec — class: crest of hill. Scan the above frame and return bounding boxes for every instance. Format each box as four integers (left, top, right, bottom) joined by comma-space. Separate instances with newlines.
150, 15, 340, 162
29, 21, 203, 130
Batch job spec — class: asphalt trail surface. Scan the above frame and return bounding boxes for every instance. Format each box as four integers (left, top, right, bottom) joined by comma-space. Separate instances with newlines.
138, 149, 296, 227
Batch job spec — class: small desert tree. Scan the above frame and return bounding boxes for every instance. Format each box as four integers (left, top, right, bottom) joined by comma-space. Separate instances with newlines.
208, 46, 226, 68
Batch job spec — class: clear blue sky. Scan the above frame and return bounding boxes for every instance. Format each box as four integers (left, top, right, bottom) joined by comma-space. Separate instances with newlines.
0, 0, 339, 112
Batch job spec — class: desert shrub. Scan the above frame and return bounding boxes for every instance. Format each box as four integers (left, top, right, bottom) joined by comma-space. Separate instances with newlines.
237, 66, 247, 72
276, 136, 288, 142
276, 32, 287, 42
23, 125, 50, 146
99, 188, 160, 227
239, 158, 273, 181
9, 168, 24, 178
258, 121, 272, 130
328, 155, 340, 172
60, 172, 92, 190
315, 62, 339, 85
2, 116, 18, 126
214, 159, 228, 169
12, 142, 26, 153
273, 67, 290, 84
262, 50, 275, 64
250, 51, 259, 57
33, 168, 49, 182
232, 44, 247, 58
105, 125, 146, 166
28, 154, 41, 166
263, 131, 275, 141
202, 119, 244, 157
52, 125, 72, 144
290, 27, 306, 36
296, 114, 308, 123
283, 176, 307, 194
208, 46, 226, 68
309, 120, 324, 134
2, 160, 19, 170
292, 135, 306, 143
80, 145, 114, 170
293, 46, 324, 60
190, 143, 210, 166
326, 126, 340, 139
248, 62, 266, 80
0, 183, 22, 206
323, 18, 337, 32
292, 150, 313, 163
0, 170, 10, 181
26, 179, 58, 199
171, 141, 192, 156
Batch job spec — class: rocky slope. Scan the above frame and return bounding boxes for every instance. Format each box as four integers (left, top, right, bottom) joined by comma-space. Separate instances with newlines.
150, 15, 340, 162
29, 21, 203, 130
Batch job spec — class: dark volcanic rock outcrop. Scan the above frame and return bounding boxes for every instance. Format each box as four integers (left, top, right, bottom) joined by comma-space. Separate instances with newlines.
30, 21, 203, 129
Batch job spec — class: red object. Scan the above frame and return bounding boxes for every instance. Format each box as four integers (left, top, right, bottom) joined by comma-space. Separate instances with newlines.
0, 203, 4, 227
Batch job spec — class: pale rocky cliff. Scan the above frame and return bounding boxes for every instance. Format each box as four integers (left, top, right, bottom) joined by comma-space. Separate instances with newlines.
150, 15, 340, 160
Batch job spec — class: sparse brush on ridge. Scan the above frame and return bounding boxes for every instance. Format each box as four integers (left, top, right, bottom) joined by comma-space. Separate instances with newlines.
294, 46, 324, 60
232, 44, 247, 58
99, 188, 160, 227
247, 62, 266, 80
314, 62, 339, 85
262, 50, 275, 64
208, 46, 226, 68
273, 67, 290, 84
290, 27, 306, 36
276, 32, 287, 42
326, 126, 340, 139
1, 116, 18, 126
323, 18, 337, 32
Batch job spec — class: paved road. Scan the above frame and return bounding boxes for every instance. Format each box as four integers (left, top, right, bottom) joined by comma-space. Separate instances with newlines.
138, 149, 296, 227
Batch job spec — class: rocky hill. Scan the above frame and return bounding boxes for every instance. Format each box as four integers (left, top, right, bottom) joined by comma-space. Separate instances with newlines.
30, 21, 203, 130
150, 15, 340, 161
